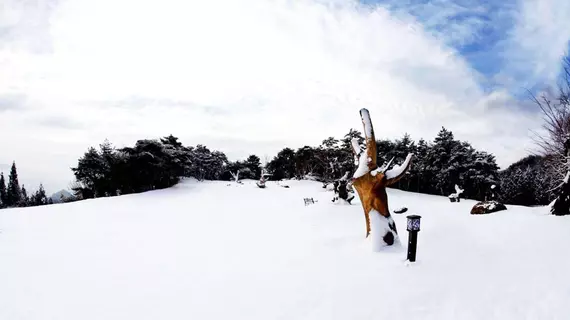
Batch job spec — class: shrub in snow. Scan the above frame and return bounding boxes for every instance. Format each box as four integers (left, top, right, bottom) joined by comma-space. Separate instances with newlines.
256, 175, 267, 188
331, 172, 355, 204
448, 185, 464, 203
470, 201, 507, 215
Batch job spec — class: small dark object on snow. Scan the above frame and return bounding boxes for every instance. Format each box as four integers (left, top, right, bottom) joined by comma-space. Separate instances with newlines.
282, 185, 290, 188
393, 207, 408, 214
470, 201, 507, 215
331, 173, 355, 204
257, 176, 267, 188
304, 198, 315, 206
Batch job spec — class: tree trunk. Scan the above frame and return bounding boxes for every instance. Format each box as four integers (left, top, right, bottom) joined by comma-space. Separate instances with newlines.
350, 109, 413, 250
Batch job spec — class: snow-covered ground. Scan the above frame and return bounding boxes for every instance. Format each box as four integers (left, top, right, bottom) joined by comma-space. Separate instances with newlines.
1, 179, 569, 319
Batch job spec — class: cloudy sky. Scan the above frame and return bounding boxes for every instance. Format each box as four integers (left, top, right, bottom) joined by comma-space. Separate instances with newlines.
1, 0, 569, 192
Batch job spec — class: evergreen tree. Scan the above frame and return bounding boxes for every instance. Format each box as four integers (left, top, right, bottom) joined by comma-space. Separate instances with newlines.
411, 138, 430, 193
376, 139, 396, 167
99, 139, 117, 196
71, 147, 106, 197
0, 172, 6, 208
341, 129, 364, 150
267, 148, 296, 180
390, 134, 417, 190
32, 184, 48, 206
319, 137, 343, 181
20, 185, 29, 207
498, 155, 556, 206
7, 161, 21, 207
295, 146, 320, 178
160, 134, 183, 148
245, 155, 262, 179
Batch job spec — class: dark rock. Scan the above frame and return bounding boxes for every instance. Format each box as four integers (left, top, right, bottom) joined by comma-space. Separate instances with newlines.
394, 207, 408, 214
470, 201, 507, 215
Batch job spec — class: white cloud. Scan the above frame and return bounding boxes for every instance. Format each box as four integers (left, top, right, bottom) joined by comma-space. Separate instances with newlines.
0, 0, 547, 191
499, 0, 570, 88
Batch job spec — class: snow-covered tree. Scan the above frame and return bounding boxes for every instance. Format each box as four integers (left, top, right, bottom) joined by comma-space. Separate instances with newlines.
532, 58, 570, 210
550, 136, 570, 215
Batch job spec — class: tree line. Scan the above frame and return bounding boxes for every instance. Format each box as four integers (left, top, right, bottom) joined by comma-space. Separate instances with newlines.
267, 127, 502, 201
71, 135, 263, 199
0, 162, 51, 209
267, 127, 561, 206
70, 129, 559, 207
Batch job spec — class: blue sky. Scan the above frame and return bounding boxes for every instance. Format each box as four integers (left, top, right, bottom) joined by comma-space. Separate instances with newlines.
360, 0, 570, 98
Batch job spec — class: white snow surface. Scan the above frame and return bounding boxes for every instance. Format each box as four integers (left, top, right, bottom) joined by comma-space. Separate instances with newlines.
360, 108, 373, 138
353, 149, 370, 179
385, 153, 413, 180
1, 178, 570, 319
368, 209, 400, 251
455, 184, 464, 195
351, 138, 361, 155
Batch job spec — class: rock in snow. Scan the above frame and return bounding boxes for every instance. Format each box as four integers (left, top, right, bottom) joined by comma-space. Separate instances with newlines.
470, 200, 507, 214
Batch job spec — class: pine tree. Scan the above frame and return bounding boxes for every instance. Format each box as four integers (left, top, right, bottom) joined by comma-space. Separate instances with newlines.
0, 172, 6, 208
160, 134, 183, 148
7, 161, 21, 207
72, 147, 106, 197
32, 184, 48, 206
267, 148, 296, 180
319, 137, 342, 182
412, 138, 430, 193
427, 127, 460, 195
245, 155, 262, 179
20, 185, 29, 207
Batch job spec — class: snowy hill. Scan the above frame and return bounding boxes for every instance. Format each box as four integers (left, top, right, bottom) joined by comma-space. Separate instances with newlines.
1, 179, 569, 319
49, 189, 74, 203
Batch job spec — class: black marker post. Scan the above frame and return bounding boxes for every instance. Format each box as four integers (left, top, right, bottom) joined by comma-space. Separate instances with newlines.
406, 215, 422, 262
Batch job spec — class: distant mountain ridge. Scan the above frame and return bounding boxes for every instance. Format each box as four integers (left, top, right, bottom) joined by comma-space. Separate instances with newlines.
50, 189, 73, 203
